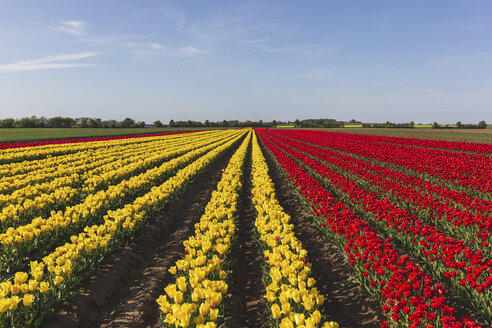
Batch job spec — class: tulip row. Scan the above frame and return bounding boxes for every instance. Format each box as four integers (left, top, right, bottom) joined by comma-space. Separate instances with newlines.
257, 129, 483, 328
269, 131, 491, 216
263, 132, 492, 321
267, 133, 490, 249
250, 133, 338, 328
270, 130, 491, 195
157, 131, 251, 328
0, 130, 196, 164
0, 130, 246, 327
0, 130, 215, 195
0, 132, 222, 229
0, 131, 239, 276
341, 132, 492, 154
0, 130, 198, 151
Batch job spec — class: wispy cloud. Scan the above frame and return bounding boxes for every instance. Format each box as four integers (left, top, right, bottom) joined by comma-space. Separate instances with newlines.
150, 43, 164, 49
180, 46, 207, 54
0, 52, 99, 72
80, 34, 155, 47
57, 20, 87, 36
132, 45, 208, 58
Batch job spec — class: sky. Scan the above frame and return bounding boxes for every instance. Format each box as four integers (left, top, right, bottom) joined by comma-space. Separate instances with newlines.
0, 0, 491, 124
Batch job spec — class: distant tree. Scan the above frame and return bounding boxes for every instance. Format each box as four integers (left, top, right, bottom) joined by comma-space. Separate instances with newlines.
410, 121, 415, 127
47, 116, 74, 128
221, 120, 228, 127
17, 116, 38, 128
456, 121, 463, 129
271, 120, 277, 128
0, 118, 15, 128
432, 122, 439, 129
135, 121, 145, 128
294, 119, 301, 127
119, 117, 135, 128
75, 117, 90, 128
478, 120, 487, 129
89, 118, 102, 128
169, 119, 175, 127
38, 116, 47, 127
204, 119, 210, 127
349, 119, 357, 123
102, 120, 119, 128
154, 120, 163, 127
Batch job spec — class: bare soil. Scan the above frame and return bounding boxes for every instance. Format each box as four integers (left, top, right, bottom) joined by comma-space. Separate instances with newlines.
41, 140, 241, 328
227, 144, 268, 327
260, 140, 385, 328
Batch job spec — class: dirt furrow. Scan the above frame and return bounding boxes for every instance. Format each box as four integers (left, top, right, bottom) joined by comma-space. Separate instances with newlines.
260, 138, 385, 328
41, 139, 241, 328
227, 144, 268, 328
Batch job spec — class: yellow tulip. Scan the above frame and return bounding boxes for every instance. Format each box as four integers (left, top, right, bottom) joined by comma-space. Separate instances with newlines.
14, 272, 28, 284
209, 308, 218, 321
39, 281, 50, 293
53, 275, 64, 286
23, 294, 35, 307
0, 299, 10, 313
271, 303, 282, 319
9, 296, 21, 310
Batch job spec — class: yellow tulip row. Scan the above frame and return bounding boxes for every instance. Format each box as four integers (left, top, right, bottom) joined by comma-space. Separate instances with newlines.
81, 131, 230, 193
250, 133, 338, 328
157, 131, 252, 328
0, 130, 219, 196
0, 132, 226, 233
0, 129, 205, 164
0, 131, 240, 274
0, 131, 222, 228
0, 130, 247, 326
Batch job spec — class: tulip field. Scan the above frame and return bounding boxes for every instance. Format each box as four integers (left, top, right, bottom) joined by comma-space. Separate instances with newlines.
0, 128, 490, 328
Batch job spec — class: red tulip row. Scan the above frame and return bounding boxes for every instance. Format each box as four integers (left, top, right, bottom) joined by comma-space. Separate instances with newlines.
256, 129, 485, 328
266, 132, 491, 249
271, 130, 492, 195
315, 131, 492, 154
266, 130, 492, 321
270, 132, 491, 216
261, 130, 491, 322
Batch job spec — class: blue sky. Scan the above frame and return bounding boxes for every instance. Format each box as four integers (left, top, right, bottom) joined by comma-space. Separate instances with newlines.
0, 0, 491, 123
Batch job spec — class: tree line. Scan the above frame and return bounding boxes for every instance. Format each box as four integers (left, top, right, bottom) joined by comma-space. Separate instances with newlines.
433, 121, 487, 129
0, 116, 487, 129
165, 119, 278, 128
0, 116, 146, 128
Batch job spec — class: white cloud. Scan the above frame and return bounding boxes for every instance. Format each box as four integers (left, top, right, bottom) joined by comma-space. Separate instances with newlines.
57, 20, 87, 36
180, 46, 208, 54
0, 52, 99, 72
150, 43, 164, 49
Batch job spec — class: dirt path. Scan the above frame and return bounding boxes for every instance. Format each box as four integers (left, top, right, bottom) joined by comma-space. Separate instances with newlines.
41, 140, 241, 328
227, 144, 268, 327
260, 139, 385, 328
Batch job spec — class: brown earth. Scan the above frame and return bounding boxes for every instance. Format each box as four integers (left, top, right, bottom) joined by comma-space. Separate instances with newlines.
226, 143, 269, 328
41, 139, 241, 328
260, 139, 385, 328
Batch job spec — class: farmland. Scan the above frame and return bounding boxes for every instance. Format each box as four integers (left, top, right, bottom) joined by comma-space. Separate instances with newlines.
315, 127, 492, 144
0, 127, 231, 143
0, 129, 489, 328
